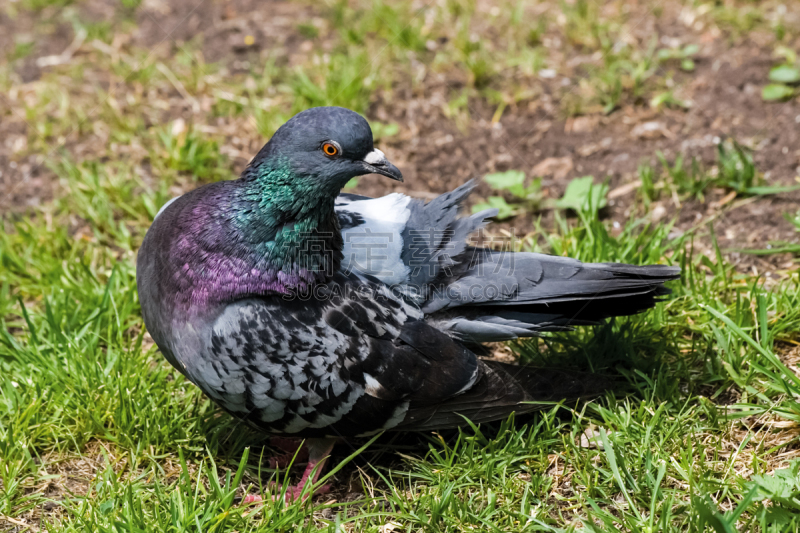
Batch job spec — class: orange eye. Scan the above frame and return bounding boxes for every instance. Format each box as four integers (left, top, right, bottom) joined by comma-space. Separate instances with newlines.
322, 142, 339, 157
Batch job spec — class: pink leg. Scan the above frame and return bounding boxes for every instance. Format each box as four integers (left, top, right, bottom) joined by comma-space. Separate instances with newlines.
267, 437, 309, 469
243, 438, 337, 504
270, 437, 303, 453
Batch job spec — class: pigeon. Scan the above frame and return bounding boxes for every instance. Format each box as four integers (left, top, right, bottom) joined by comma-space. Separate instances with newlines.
137, 106, 680, 501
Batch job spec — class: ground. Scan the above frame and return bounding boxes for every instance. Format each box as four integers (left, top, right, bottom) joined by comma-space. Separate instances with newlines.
1, 0, 800, 531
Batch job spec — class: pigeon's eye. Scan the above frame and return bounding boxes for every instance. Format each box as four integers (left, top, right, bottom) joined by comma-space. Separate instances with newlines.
322, 142, 340, 158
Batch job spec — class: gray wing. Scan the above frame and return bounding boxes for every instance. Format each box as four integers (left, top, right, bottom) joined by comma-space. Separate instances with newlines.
424, 248, 679, 342
334, 185, 679, 345
192, 273, 483, 438
194, 271, 607, 437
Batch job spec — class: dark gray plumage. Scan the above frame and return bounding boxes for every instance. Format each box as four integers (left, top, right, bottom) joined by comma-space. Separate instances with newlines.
137, 106, 679, 499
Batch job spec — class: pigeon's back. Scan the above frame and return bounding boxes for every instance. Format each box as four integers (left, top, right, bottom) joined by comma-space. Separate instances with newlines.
336, 182, 679, 346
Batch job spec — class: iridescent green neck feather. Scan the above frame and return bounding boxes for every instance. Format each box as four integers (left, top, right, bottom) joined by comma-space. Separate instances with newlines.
233, 159, 344, 284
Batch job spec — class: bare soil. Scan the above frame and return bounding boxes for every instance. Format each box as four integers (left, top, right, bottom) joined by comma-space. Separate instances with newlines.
1, 0, 799, 274
361, 40, 800, 273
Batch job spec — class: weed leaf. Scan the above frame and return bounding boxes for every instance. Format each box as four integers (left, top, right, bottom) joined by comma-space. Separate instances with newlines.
762, 83, 796, 101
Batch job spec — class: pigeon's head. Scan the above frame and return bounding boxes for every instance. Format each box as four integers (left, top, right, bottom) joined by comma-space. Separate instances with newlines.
250, 107, 402, 189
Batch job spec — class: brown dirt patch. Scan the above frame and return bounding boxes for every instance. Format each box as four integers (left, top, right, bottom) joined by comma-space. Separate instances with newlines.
1, 0, 799, 273
134, 0, 321, 67
358, 38, 800, 273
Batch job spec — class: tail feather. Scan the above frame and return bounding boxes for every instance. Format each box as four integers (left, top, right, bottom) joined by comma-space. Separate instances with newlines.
422, 249, 679, 342
395, 361, 612, 432
423, 249, 679, 313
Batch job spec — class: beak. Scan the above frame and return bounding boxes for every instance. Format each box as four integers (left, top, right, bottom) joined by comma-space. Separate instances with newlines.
361, 148, 403, 182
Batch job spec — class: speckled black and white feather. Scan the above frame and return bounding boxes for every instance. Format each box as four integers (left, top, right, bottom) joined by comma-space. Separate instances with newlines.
177, 271, 485, 437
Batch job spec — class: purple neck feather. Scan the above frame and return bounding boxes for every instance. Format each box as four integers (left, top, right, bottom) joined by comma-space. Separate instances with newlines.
160, 177, 342, 316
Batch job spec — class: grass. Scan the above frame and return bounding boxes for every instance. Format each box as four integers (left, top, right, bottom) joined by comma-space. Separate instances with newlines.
4, 176, 800, 530
635, 139, 800, 207
2, 0, 800, 531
